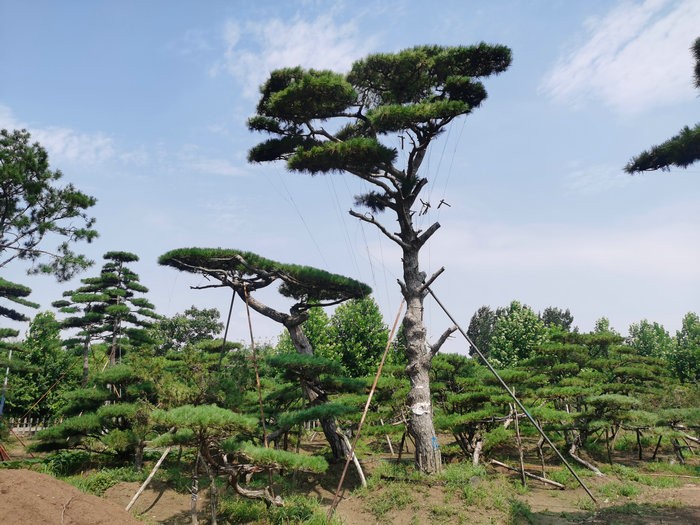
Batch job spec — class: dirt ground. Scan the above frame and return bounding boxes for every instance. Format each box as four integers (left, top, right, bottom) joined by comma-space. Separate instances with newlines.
1, 466, 699, 524
0, 469, 140, 525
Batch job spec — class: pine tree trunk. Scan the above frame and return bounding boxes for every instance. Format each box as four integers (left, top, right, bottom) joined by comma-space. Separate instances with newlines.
82, 335, 90, 387
402, 247, 442, 474
134, 440, 145, 472
286, 323, 351, 461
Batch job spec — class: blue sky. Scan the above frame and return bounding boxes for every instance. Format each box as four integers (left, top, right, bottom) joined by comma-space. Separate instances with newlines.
1, 0, 698, 353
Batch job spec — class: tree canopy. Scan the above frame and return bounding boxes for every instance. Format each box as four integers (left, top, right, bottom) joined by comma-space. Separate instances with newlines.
159, 247, 370, 309
625, 37, 700, 173
0, 129, 97, 280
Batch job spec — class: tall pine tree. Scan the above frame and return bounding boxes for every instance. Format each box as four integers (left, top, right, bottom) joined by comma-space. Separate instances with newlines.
248, 44, 511, 473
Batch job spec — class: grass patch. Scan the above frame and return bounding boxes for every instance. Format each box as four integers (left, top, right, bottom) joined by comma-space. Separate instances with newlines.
437, 462, 487, 488
429, 503, 458, 519
598, 481, 640, 499
267, 495, 336, 525
64, 467, 146, 496
363, 482, 414, 518
508, 499, 535, 524
218, 495, 266, 523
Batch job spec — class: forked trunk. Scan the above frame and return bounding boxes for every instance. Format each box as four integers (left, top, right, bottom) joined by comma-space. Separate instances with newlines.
402, 248, 442, 474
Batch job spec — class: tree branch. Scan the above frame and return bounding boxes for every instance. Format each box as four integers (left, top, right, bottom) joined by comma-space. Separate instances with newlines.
237, 289, 292, 326
349, 210, 407, 248
417, 221, 441, 247
430, 325, 458, 358
418, 266, 445, 295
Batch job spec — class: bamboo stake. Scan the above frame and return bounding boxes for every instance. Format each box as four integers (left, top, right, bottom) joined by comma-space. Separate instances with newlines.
426, 286, 598, 505
513, 404, 526, 487
380, 419, 395, 456
327, 300, 404, 520
126, 446, 172, 511
490, 460, 565, 489
243, 285, 267, 447
217, 290, 236, 371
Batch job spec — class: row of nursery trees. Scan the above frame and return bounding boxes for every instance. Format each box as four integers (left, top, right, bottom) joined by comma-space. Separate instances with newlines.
2, 37, 700, 502
3, 263, 699, 491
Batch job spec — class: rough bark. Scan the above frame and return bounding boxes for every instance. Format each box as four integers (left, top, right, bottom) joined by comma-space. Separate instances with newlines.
190, 452, 200, 525
134, 440, 145, 472
401, 247, 442, 474
81, 335, 90, 387
472, 439, 484, 467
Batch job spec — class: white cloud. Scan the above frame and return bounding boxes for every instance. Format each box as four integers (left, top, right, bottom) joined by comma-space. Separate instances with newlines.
541, 0, 700, 114
212, 14, 376, 98
0, 104, 116, 165
430, 208, 700, 282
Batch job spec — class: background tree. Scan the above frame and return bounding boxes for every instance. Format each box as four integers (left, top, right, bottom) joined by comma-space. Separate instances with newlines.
593, 317, 620, 336
151, 306, 223, 354
670, 312, 700, 383
0, 129, 97, 280
2, 312, 78, 419
328, 296, 390, 377
248, 44, 511, 473
56, 251, 159, 368
625, 37, 700, 173
275, 305, 333, 358
489, 300, 548, 367
627, 319, 675, 359
159, 247, 371, 461
52, 279, 108, 386
539, 306, 574, 332
467, 305, 499, 358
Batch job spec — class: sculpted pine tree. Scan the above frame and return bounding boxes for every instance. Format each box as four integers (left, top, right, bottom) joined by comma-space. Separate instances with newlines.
159, 247, 371, 461
0, 277, 38, 322
53, 251, 159, 383
248, 44, 512, 473
626, 37, 700, 173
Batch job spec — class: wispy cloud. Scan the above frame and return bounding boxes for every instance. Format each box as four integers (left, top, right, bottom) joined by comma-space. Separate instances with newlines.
178, 144, 247, 177
541, 0, 700, 114
562, 163, 632, 194
0, 104, 116, 165
212, 13, 376, 98
430, 207, 700, 281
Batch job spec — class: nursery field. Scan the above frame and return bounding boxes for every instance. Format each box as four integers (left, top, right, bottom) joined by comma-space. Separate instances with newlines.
2, 432, 699, 525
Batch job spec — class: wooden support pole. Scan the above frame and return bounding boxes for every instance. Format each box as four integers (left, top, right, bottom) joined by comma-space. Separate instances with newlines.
490, 460, 565, 489
327, 301, 404, 520
426, 286, 598, 505
126, 447, 172, 511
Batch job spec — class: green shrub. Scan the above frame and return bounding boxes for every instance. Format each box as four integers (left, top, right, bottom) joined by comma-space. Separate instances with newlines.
218, 496, 266, 523
42, 450, 92, 476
